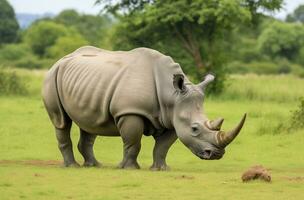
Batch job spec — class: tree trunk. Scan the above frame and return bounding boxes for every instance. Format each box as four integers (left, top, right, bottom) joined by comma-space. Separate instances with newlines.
173, 25, 205, 70
193, 47, 204, 70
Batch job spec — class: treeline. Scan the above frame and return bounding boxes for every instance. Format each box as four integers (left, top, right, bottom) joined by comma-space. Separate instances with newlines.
228, 12, 304, 77
0, 1, 112, 69
0, 0, 304, 93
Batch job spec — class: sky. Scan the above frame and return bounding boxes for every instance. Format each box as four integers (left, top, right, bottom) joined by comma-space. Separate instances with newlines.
8, 0, 304, 19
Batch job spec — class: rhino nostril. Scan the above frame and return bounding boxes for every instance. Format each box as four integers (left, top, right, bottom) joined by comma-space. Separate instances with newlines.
203, 149, 212, 158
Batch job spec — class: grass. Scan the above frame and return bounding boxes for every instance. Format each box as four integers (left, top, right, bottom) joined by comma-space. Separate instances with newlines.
0, 70, 303, 200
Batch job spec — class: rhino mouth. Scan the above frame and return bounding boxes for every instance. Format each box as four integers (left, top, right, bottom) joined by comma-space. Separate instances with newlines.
196, 148, 225, 160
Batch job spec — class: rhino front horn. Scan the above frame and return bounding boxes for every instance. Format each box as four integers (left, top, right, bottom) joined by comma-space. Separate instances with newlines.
217, 113, 247, 147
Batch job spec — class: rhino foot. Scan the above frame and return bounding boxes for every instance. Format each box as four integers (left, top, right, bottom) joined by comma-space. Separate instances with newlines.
150, 163, 170, 171
63, 161, 80, 168
118, 160, 140, 169
83, 160, 102, 168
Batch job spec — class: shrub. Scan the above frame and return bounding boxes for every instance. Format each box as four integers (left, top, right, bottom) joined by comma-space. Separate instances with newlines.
14, 55, 54, 69
0, 44, 30, 61
46, 34, 88, 59
289, 98, 304, 130
0, 68, 27, 95
24, 21, 70, 57
227, 61, 279, 75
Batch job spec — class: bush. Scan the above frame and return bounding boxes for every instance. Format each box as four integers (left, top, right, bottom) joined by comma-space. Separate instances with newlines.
289, 98, 304, 130
0, 44, 30, 61
0, 68, 27, 95
290, 64, 304, 78
0, 44, 55, 69
46, 34, 88, 58
257, 21, 304, 60
227, 61, 280, 75
227, 60, 299, 75
14, 55, 54, 69
24, 21, 70, 57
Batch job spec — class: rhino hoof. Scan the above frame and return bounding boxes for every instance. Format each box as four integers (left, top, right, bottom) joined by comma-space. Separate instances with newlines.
118, 161, 140, 169
63, 162, 80, 168
150, 164, 170, 171
83, 161, 102, 168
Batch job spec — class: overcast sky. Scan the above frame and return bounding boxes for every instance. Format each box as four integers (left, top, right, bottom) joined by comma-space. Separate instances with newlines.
8, 0, 304, 19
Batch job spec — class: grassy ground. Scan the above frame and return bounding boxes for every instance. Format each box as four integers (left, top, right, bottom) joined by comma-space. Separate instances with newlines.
0, 70, 303, 200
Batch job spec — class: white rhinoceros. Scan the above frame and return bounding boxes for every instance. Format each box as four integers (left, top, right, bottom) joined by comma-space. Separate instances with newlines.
42, 46, 246, 170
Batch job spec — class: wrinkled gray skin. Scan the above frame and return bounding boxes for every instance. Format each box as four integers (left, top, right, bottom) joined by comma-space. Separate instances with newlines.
42, 46, 246, 170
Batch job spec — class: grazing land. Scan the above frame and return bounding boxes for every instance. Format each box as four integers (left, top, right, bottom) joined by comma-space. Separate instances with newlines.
0, 70, 303, 200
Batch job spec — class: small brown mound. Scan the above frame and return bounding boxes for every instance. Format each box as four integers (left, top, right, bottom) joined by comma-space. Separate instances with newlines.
242, 165, 271, 182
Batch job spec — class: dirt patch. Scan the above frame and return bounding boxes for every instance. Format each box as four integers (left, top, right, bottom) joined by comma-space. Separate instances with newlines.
175, 175, 195, 180
0, 160, 62, 167
282, 176, 304, 182
34, 173, 44, 177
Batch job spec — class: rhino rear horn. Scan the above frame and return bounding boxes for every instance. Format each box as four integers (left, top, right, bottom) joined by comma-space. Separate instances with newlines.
209, 118, 224, 131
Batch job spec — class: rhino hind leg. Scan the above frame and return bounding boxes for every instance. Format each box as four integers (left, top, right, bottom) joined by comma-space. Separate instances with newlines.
150, 130, 177, 171
117, 115, 144, 169
55, 121, 80, 167
78, 129, 101, 167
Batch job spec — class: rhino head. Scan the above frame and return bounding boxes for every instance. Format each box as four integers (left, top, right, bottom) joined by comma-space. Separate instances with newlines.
172, 74, 246, 160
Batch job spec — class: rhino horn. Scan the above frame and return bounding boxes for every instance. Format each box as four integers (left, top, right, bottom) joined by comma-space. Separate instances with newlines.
207, 118, 224, 131
199, 74, 215, 90
217, 114, 247, 147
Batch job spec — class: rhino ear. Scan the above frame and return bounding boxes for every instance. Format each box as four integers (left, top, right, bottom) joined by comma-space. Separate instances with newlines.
173, 74, 187, 92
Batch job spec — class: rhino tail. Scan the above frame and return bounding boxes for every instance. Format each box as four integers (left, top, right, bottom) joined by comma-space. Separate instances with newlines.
42, 62, 70, 129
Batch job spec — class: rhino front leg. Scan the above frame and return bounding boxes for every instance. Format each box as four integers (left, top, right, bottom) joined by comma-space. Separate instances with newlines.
117, 115, 143, 169
150, 130, 177, 171
78, 129, 101, 167
55, 122, 80, 167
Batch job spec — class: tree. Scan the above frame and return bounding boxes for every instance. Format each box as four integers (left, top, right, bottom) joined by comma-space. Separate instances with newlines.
24, 21, 70, 57
97, 0, 283, 93
258, 21, 304, 60
55, 9, 112, 45
286, 4, 304, 23
0, 0, 19, 45
46, 34, 88, 58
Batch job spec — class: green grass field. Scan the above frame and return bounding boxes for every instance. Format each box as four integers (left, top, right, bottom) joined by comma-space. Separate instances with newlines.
0, 70, 303, 200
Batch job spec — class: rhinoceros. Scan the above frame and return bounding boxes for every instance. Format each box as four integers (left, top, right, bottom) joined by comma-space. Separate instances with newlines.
42, 46, 246, 170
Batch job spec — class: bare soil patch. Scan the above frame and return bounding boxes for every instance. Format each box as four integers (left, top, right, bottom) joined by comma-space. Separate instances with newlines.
282, 176, 304, 182
0, 160, 62, 167
175, 175, 195, 180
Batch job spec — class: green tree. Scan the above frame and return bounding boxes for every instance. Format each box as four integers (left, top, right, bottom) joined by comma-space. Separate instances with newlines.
55, 9, 112, 45
46, 34, 88, 58
24, 21, 70, 57
97, 0, 283, 93
258, 21, 304, 60
286, 4, 304, 23
0, 0, 19, 45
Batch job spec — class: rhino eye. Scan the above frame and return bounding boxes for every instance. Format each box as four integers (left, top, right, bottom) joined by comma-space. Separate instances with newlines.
191, 124, 200, 137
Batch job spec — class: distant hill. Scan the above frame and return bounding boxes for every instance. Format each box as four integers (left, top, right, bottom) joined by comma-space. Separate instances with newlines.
16, 13, 55, 29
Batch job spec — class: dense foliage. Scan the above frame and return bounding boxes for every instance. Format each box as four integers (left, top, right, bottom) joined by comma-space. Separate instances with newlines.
1, 1, 304, 93
96, 0, 283, 93
0, 9, 111, 69
0, 0, 19, 45
0, 68, 27, 95
290, 98, 304, 130
286, 4, 304, 23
